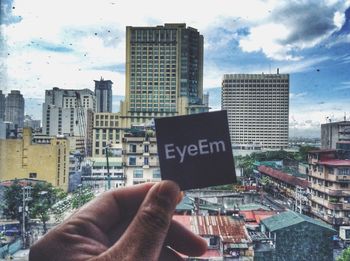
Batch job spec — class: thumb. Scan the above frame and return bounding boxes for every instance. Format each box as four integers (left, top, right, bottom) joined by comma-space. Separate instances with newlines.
106, 180, 181, 261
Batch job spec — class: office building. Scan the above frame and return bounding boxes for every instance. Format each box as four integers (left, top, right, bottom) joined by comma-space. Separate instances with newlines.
0, 90, 5, 120
222, 71, 289, 149
23, 115, 41, 131
5, 90, 25, 128
0, 128, 69, 191
92, 112, 124, 157
122, 23, 208, 126
42, 87, 95, 156
95, 78, 113, 113
321, 120, 350, 151
308, 149, 350, 226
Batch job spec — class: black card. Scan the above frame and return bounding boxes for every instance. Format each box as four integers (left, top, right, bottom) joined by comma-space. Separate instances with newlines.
155, 110, 236, 190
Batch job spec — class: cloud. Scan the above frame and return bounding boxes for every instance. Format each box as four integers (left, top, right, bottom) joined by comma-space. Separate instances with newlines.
290, 92, 307, 99
238, 1, 349, 60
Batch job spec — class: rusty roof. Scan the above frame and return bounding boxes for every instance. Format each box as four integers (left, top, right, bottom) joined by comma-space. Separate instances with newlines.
258, 166, 309, 188
173, 215, 251, 244
318, 160, 350, 167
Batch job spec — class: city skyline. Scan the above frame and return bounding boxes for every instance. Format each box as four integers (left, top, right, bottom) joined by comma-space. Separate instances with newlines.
1, 0, 350, 137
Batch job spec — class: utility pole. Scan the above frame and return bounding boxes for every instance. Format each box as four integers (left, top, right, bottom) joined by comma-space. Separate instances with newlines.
21, 186, 32, 248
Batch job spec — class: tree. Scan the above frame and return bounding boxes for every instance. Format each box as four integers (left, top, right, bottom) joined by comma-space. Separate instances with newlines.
30, 182, 66, 233
70, 185, 94, 209
2, 180, 23, 222
337, 247, 350, 261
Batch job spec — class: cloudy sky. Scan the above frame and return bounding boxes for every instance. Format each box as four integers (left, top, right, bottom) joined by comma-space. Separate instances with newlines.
1, 0, 350, 137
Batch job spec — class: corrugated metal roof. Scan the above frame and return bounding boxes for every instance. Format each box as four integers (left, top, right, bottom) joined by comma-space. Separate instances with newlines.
261, 210, 336, 232
318, 160, 350, 167
258, 166, 309, 188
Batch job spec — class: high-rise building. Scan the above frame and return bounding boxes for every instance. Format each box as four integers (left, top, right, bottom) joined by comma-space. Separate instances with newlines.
321, 120, 350, 151
222, 71, 289, 149
95, 78, 113, 113
5, 90, 25, 128
122, 23, 208, 126
42, 87, 95, 156
0, 90, 5, 121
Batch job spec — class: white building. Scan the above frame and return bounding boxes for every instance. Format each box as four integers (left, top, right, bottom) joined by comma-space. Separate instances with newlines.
222, 71, 289, 149
42, 87, 95, 155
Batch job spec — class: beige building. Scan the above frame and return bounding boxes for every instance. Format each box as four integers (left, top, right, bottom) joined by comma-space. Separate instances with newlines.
0, 128, 69, 191
308, 149, 350, 226
122, 131, 161, 186
222, 71, 289, 149
92, 112, 126, 157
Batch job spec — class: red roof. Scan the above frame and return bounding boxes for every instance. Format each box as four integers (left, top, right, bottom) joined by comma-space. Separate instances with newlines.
258, 166, 309, 188
240, 210, 278, 224
318, 160, 350, 167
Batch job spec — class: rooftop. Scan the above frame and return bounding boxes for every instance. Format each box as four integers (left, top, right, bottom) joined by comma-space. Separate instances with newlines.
258, 166, 309, 188
318, 159, 350, 167
261, 210, 335, 232
240, 210, 279, 225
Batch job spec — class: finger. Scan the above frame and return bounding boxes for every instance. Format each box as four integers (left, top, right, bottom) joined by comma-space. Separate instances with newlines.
105, 180, 180, 261
159, 246, 184, 261
69, 182, 155, 233
166, 219, 207, 257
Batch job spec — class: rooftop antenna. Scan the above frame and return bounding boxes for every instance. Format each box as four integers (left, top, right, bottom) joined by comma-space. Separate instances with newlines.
345, 112, 347, 121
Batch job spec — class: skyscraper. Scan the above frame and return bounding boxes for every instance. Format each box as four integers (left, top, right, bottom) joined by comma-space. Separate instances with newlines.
222, 71, 289, 149
5, 90, 25, 128
0, 90, 5, 121
122, 23, 208, 125
94, 78, 113, 113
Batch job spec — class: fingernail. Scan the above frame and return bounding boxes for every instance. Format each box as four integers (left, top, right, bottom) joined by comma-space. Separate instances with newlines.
157, 180, 180, 206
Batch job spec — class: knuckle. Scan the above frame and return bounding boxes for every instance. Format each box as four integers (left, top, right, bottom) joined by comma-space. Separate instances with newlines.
138, 205, 170, 232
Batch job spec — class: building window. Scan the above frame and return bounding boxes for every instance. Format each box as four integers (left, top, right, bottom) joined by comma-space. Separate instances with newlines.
133, 169, 143, 178
153, 169, 161, 179
29, 172, 37, 178
144, 157, 149, 166
129, 156, 136, 166
129, 144, 137, 153
144, 144, 149, 153
339, 168, 350, 176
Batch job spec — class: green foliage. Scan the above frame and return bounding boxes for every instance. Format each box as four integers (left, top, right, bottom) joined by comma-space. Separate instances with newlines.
297, 145, 318, 162
70, 186, 95, 209
2, 179, 23, 221
337, 247, 350, 261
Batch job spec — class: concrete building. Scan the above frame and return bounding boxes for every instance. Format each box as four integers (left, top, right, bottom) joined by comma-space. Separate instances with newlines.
321, 120, 350, 151
23, 115, 41, 131
5, 90, 25, 128
0, 90, 5, 120
94, 78, 113, 113
222, 71, 289, 149
0, 128, 69, 192
121, 23, 208, 126
122, 129, 161, 186
261, 211, 335, 261
308, 149, 350, 226
92, 112, 124, 157
42, 87, 95, 156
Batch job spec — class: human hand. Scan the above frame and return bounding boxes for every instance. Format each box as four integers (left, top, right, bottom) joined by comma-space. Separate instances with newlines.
29, 181, 207, 261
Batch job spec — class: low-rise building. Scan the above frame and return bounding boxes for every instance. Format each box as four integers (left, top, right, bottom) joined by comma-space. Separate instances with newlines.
308, 149, 350, 226
0, 128, 69, 191
260, 210, 336, 261
122, 129, 161, 186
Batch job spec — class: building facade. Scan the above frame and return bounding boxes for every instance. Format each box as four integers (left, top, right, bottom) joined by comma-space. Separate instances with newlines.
0, 90, 5, 121
122, 23, 208, 126
42, 87, 95, 155
5, 90, 25, 128
94, 78, 113, 113
321, 121, 350, 151
308, 149, 350, 226
92, 112, 124, 157
23, 115, 41, 131
122, 131, 161, 186
222, 71, 289, 149
0, 128, 69, 191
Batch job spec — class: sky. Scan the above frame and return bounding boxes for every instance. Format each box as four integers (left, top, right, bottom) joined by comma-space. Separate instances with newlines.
1, 0, 350, 138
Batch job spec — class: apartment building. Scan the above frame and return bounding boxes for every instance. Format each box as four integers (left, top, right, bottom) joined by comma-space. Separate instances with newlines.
95, 78, 113, 113
308, 149, 350, 226
222, 71, 289, 149
122, 130, 161, 186
4, 90, 25, 128
321, 120, 350, 152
